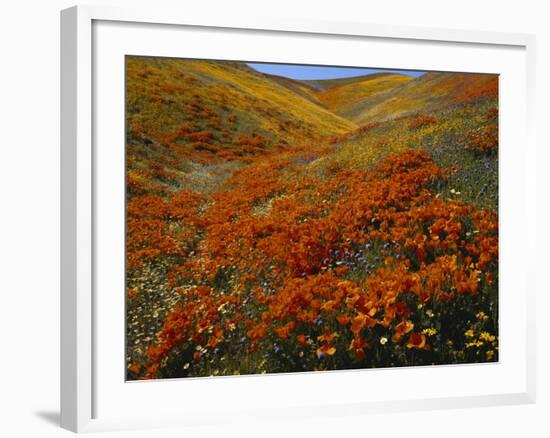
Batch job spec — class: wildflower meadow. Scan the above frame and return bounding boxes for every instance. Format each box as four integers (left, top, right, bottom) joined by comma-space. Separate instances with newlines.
125, 57, 498, 380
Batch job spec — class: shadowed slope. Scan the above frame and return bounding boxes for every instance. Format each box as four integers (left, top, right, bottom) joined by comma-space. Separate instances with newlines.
314, 73, 414, 121
262, 73, 322, 105
262, 72, 414, 122
302, 73, 401, 90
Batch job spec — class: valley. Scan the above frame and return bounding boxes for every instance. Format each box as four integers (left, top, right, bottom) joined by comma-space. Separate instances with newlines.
125, 57, 499, 379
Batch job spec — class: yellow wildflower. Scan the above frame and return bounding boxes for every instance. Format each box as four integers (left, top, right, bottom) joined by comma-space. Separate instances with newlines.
476, 311, 489, 321
465, 340, 483, 348
422, 328, 437, 336
479, 332, 496, 343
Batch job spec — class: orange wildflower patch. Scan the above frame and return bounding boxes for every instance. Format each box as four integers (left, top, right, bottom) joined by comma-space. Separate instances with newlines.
392, 320, 415, 343
133, 148, 498, 378
464, 124, 498, 153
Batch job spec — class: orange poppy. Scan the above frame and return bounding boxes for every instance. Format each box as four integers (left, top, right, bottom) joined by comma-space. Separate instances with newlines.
316, 343, 337, 358
337, 314, 350, 326
406, 332, 428, 350
128, 363, 141, 374
351, 312, 367, 335
275, 321, 296, 340
392, 320, 414, 342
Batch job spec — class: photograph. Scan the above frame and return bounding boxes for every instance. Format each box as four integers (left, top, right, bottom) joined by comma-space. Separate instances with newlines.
1, 0, 544, 435
125, 56, 499, 380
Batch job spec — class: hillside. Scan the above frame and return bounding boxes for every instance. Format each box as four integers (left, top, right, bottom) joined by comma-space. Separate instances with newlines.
352, 72, 498, 124
261, 73, 322, 105
126, 57, 356, 195
314, 73, 413, 121
302, 73, 395, 90
263, 72, 414, 122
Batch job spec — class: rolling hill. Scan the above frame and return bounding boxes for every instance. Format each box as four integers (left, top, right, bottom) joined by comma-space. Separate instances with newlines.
350, 72, 498, 124
313, 73, 414, 121
263, 72, 414, 122
127, 57, 356, 147
126, 59, 498, 200
261, 73, 322, 105
302, 73, 401, 91
126, 57, 357, 195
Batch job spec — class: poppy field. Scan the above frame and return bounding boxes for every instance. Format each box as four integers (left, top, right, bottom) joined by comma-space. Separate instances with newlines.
126, 57, 498, 380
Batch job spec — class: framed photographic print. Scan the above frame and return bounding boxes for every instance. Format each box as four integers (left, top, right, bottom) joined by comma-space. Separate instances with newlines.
61, 5, 536, 433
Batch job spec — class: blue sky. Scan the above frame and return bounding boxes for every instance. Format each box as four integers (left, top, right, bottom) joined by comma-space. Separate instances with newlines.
247, 63, 425, 80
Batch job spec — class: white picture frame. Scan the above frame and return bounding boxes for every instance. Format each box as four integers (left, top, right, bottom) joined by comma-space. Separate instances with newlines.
60, 4, 536, 433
